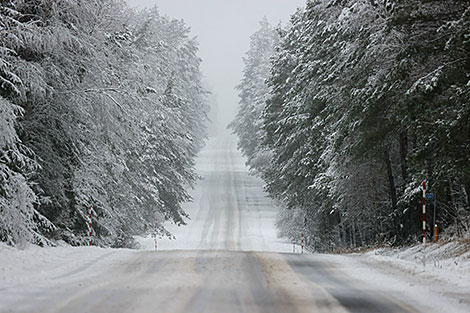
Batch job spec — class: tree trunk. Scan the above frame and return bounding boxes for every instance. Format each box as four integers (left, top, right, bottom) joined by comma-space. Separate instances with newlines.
369, 170, 381, 245
352, 220, 357, 248
448, 181, 461, 236
399, 132, 408, 183
384, 149, 398, 211
464, 182, 470, 211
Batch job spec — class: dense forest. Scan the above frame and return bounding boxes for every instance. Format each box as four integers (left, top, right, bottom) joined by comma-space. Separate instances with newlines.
231, 0, 470, 251
0, 0, 209, 247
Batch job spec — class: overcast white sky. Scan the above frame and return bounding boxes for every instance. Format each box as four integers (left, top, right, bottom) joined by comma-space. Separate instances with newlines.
126, 0, 305, 128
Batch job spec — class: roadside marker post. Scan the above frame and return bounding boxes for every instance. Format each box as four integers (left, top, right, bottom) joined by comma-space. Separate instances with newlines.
154, 236, 158, 251
422, 181, 426, 244
301, 233, 304, 254
88, 205, 92, 246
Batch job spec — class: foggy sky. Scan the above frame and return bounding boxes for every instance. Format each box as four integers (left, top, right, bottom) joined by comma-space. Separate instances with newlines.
126, 0, 305, 128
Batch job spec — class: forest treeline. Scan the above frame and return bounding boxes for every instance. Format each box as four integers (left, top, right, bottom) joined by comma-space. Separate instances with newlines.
0, 0, 209, 247
231, 0, 470, 251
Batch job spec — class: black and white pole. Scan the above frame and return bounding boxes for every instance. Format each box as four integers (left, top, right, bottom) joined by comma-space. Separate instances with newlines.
422, 181, 426, 244
301, 233, 304, 254
88, 205, 92, 246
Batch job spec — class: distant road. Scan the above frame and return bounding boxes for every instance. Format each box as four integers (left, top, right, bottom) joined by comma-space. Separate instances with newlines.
2, 130, 466, 313
157, 129, 291, 252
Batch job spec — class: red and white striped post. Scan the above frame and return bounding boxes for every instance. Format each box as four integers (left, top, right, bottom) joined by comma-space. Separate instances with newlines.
301, 233, 304, 254
422, 181, 426, 244
88, 205, 92, 246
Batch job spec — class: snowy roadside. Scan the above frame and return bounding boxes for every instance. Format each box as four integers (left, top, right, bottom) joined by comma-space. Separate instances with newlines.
364, 241, 470, 290
336, 240, 470, 312
0, 243, 139, 301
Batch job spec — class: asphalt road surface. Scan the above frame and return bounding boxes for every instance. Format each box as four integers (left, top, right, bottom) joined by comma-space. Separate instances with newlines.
10, 250, 419, 313
2, 131, 454, 313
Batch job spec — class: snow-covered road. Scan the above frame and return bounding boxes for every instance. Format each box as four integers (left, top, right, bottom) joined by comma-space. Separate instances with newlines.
1, 130, 469, 313
156, 131, 291, 252
2, 248, 469, 313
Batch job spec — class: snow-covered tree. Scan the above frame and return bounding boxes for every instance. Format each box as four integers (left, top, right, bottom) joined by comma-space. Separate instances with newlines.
0, 0, 209, 247
0, 3, 56, 247
230, 18, 280, 174
233, 0, 470, 251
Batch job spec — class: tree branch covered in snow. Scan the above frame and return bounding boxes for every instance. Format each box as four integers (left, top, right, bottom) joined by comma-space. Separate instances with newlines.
0, 0, 209, 247
233, 0, 470, 252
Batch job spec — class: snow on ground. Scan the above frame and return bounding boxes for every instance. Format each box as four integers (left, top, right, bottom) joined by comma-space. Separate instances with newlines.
0, 243, 139, 312
0, 242, 137, 287
342, 240, 470, 312
2, 241, 469, 313
364, 240, 470, 290
310, 241, 470, 313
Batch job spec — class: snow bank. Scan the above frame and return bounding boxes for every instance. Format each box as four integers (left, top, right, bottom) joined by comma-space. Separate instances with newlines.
0, 243, 138, 293
365, 241, 470, 289
322, 241, 470, 313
